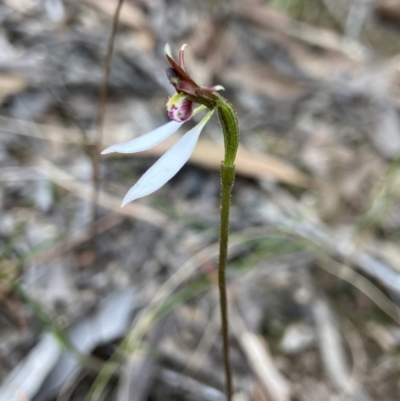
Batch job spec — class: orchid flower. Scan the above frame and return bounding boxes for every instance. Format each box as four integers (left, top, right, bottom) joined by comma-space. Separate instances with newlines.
102, 43, 240, 401
102, 44, 224, 206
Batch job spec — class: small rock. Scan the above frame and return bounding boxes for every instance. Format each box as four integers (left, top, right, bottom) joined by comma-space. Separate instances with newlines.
34, 179, 53, 213
0, 213, 15, 236
280, 323, 315, 354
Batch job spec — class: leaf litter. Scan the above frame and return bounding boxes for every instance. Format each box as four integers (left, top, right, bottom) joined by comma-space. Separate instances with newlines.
1, 0, 400, 400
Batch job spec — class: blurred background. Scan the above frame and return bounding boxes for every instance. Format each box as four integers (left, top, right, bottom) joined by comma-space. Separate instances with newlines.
2, 0, 400, 400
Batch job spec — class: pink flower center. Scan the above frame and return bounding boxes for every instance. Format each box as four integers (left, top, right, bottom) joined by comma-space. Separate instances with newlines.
166, 93, 194, 123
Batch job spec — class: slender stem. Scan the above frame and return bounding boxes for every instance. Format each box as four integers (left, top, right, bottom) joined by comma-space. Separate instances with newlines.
93, 0, 124, 221
218, 163, 235, 401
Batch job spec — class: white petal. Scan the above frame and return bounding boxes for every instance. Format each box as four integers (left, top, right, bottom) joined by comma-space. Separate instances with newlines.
121, 112, 213, 206
101, 121, 183, 155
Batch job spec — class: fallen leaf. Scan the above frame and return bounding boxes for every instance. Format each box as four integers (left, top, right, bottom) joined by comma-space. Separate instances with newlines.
0, 75, 28, 103
223, 63, 308, 100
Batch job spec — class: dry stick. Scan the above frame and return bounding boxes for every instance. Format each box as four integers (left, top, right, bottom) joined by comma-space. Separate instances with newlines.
43, 84, 106, 252
92, 0, 125, 221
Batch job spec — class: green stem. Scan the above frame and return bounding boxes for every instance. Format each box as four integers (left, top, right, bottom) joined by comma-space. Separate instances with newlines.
218, 163, 235, 401
197, 90, 239, 401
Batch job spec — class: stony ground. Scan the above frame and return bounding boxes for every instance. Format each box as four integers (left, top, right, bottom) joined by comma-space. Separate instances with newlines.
2, 1, 400, 400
